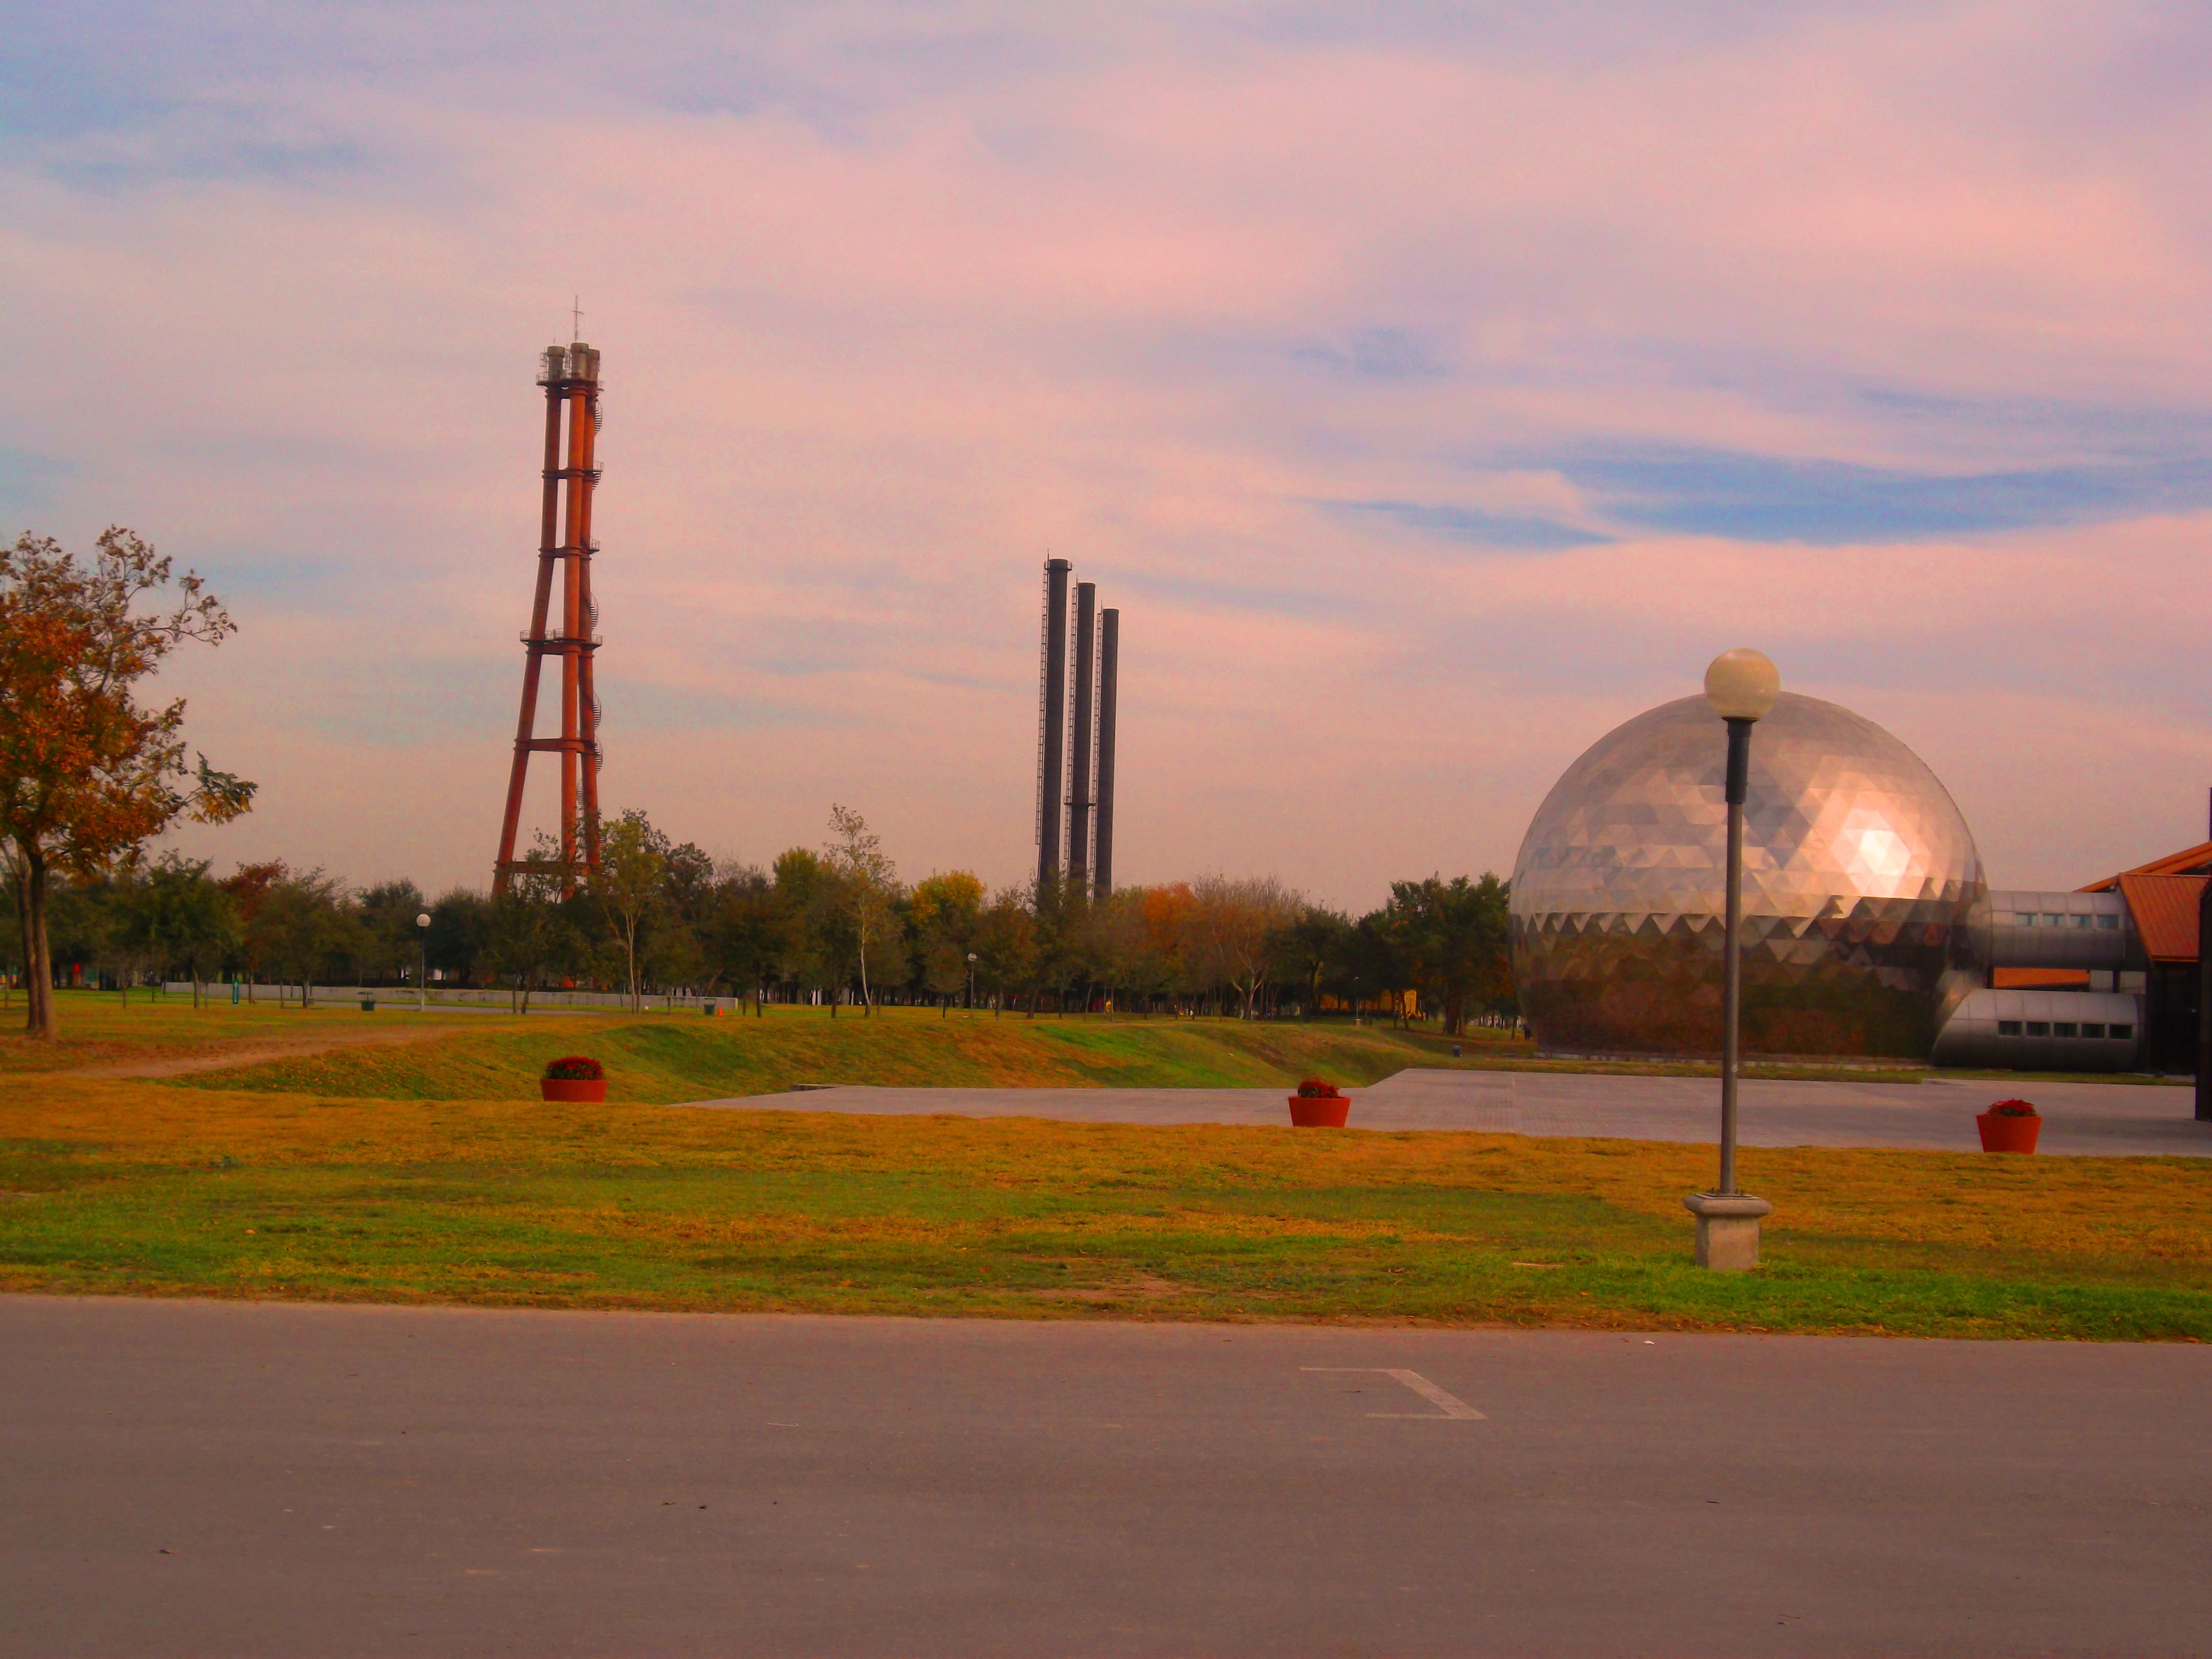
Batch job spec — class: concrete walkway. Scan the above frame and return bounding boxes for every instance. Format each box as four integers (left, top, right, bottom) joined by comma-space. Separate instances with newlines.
9, 1296, 2208, 1656
685, 1069, 2212, 1157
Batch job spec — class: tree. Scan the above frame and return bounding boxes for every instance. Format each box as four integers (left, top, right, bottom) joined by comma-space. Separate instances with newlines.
1140, 883, 1197, 1013
97, 872, 159, 1003
1082, 888, 1152, 1014
1330, 912, 1403, 1026
645, 907, 707, 1008
822, 804, 900, 1016
705, 864, 792, 1015
1187, 874, 1298, 1019
0, 528, 254, 1036
424, 886, 493, 988
357, 878, 427, 987
1385, 874, 1512, 1037
1274, 904, 1352, 1019
110, 853, 239, 1007
772, 846, 841, 1012
970, 887, 1038, 1017
910, 870, 984, 1015
257, 869, 352, 1009
650, 838, 717, 1005
484, 849, 581, 1012
219, 860, 286, 999
591, 809, 667, 1012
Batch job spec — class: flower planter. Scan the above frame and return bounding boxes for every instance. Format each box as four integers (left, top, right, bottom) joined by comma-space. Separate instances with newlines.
1288, 1095, 1350, 1128
1976, 1111, 2040, 1154
541, 1078, 608, 1103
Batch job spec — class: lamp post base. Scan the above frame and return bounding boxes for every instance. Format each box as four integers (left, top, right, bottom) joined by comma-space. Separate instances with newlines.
1683, 1192, 1773, 1271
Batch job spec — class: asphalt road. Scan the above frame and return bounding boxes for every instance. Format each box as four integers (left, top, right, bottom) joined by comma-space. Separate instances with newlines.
690, 1068, 2212, 1157
5, 1297, 2207, 1656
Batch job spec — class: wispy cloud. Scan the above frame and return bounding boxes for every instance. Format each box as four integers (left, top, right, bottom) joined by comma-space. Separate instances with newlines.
5, 1, 2210, 902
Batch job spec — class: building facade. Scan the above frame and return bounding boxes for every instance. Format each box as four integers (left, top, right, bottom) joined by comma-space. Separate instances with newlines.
1511, 689, 2206, 1073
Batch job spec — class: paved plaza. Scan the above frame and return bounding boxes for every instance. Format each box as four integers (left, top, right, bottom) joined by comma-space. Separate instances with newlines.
7, 1295, 2208, 1657
688, 1067, 2212, 1157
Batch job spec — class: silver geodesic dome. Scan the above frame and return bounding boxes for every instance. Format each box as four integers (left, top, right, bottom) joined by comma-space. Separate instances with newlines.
1509, 692, 1988, 1058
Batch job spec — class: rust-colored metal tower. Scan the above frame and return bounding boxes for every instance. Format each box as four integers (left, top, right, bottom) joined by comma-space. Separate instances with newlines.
494, 339, 603, 895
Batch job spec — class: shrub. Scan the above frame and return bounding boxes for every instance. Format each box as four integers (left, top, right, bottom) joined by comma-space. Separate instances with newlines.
1295, 1078, 1341, 1098
544, 1055, 605, 1081
1988, 1098, 2038, 1118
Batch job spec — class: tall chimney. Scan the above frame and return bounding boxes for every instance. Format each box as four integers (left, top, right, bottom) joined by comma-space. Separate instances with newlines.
1093, 608, 1118, 898
1036, 559, 1071, 892
1067, 582, 1097, 889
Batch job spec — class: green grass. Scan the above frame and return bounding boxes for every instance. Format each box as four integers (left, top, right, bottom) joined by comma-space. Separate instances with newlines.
10, 992, 2173, 1098
156, 1006, 1535, 1101
3, 1079, 2208, 1340
5, 994, 2200, 1342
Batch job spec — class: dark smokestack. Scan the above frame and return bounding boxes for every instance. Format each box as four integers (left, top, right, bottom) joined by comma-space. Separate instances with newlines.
1094, 607, 1118, 898
1067, 582, 1096, 888
1036, 559, 1071, 892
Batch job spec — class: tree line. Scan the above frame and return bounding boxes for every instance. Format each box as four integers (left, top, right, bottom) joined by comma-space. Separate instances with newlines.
2, 525, 1512, 1038
11, 803, 1515, 1033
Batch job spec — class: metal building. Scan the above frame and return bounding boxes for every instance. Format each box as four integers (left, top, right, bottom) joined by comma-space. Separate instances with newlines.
1937, 846, 2211, 1073
1509, 684, 2209, 1075
494, 340, 604, 894
1508, 692, 1986, 1059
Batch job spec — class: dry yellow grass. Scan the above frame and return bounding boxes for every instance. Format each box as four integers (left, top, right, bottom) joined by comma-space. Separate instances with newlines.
9, 1075, 2209, 1266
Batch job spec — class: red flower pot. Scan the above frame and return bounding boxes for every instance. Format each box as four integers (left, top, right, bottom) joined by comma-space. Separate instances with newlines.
1288, 1095, 1350, 1128
1976, 1112, 2040, 1154
541, 1078, 607, 1103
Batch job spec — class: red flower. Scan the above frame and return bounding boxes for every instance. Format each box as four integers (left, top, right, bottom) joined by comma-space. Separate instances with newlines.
544, 1055, 605, 1081
1988, 1098, 2038, 1118
1295, 1079, 1341, 1098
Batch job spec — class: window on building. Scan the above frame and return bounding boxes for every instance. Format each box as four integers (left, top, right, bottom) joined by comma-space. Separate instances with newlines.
2110, 1024, 2134, 1040
2011, 913, 2033, 926
2026, 1021, 2051, 1037
2041, 914, 2065, 927
2097, 913, 2119, 930
1997, 1020, 2023, 1036
2053, 1022, 2078, 1037
2082, 1024, 2106, 1039
2070, 914, 2092, 928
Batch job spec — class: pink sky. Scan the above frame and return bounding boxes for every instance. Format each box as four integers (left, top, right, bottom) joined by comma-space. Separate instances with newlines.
4, 3, 2209, 907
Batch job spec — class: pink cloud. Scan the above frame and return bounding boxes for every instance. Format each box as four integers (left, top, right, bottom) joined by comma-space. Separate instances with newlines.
4, 3, 2208, 910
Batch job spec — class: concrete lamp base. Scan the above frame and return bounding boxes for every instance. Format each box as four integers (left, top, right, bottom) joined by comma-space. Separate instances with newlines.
1683, 1192, 1773, 1271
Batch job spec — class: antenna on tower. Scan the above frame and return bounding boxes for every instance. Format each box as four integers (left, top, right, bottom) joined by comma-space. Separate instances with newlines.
570, 296, 584, 342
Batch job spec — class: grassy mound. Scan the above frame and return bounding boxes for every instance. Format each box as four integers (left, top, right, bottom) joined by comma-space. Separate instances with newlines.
162, 1008, 1519, 1101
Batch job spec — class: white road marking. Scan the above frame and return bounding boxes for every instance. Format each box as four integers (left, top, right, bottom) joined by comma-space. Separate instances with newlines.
1301, 1367, 1485, 1420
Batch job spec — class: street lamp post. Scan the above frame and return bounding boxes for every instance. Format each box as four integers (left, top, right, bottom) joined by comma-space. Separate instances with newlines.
966, 952, 978, 1016
1684, 648, 1780, 1271
416, 912, 431, 1014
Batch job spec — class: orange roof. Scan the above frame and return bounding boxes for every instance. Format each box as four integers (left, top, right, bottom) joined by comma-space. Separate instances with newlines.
1992, 967, 2090, 989
2116, 874, 2207, 963
2080, 841, 2212, 891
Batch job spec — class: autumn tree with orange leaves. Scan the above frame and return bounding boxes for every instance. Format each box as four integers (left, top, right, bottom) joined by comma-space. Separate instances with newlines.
0, 528, 255, 1037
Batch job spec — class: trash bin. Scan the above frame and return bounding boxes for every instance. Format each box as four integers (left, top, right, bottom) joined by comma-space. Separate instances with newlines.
1451, 1044, 1462, 1058
359, 995, 376, 1012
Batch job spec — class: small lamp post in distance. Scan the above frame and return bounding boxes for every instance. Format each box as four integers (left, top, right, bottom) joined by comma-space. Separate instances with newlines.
966, 952, 978, 1017
416, 912, 431, 1014
1684, 647, 1779, 1271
